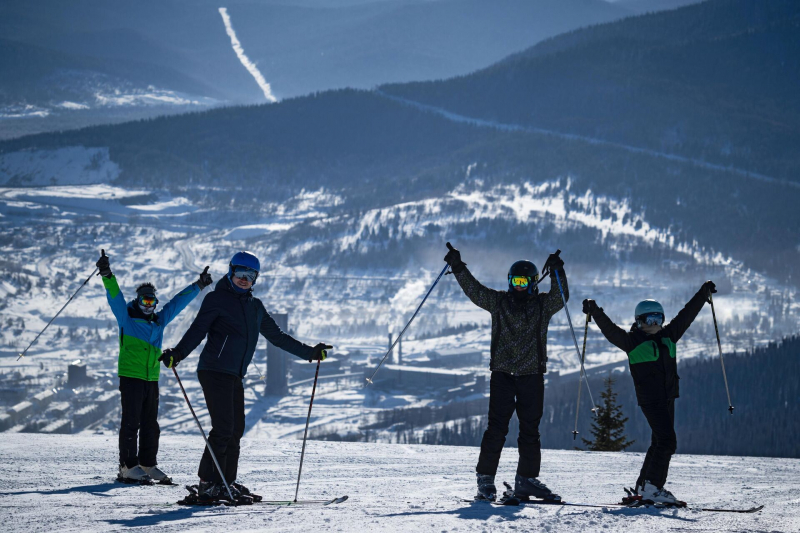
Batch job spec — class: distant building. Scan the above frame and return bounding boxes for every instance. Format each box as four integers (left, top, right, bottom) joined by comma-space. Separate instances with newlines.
368, 364, 476, 392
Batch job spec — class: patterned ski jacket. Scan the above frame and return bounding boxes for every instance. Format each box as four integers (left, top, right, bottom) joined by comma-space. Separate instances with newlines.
173, 277, 314, 379
102, 275, 201, 381
454, 266, 567, 375
591, 287, 708, 405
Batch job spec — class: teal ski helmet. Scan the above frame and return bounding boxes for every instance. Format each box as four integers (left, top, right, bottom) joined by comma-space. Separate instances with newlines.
635, 299, 665, 327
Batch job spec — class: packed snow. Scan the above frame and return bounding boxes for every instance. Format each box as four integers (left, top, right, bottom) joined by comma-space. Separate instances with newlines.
0, 433, 793, 532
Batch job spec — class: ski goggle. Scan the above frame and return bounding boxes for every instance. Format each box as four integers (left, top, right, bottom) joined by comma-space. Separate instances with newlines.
637, 312, 664, 326
137, 295, 158, 308
510, 275, 533, 288
232, 266, 258, 283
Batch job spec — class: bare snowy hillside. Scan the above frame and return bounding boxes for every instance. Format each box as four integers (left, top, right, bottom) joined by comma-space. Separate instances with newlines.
0, 434, 793, 532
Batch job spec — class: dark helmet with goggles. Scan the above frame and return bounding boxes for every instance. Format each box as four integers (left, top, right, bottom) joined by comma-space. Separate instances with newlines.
135, 283, 158, 314
508, 260, 539, 295
635, 299, 665, 328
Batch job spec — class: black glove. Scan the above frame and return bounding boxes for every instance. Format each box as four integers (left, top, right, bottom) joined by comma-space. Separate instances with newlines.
544, 251, 564, 272
310, 343, 332, 362
702, 280, 717, 301
197, 266, 213, 289
582, 299, 599, 316
96, 249, 112, 277
159, 348, 181, 369
444, 242, 467, 274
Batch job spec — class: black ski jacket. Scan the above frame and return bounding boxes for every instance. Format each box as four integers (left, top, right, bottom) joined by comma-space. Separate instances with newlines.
591, 286, 708, 405
173, 277, 314, 378
454, 266, 566, 375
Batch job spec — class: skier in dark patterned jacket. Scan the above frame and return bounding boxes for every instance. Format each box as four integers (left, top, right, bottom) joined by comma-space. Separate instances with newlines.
160, 251, 332, 504
444, 242, 567, 502
582, 280, 716, 506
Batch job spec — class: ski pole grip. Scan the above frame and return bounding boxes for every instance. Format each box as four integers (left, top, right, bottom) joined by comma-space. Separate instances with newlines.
446, 242, 454, 251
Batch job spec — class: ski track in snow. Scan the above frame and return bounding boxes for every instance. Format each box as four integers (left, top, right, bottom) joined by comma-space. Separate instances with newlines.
376, 91, 800, 191
0, 434, 793, 532
219, 7, 277, 103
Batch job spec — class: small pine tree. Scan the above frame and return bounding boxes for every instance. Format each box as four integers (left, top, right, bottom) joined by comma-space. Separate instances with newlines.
582, 374, 634, 452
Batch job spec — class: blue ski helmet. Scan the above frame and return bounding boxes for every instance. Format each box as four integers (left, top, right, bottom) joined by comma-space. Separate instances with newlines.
229, 251, 261, 285
508, 260, 539, 295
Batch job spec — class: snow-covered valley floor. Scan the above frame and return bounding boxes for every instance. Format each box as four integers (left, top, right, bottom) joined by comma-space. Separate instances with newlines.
0, 434, 795, 532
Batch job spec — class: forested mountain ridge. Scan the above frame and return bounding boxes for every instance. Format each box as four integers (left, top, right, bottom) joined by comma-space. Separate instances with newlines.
381, 0, 800, 181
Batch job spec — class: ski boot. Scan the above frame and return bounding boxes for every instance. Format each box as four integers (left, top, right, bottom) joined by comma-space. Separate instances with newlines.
638, 481, 684, 507
475, 473, 497, 501
117, 464, 154, 485
141, 465, 174, 485
197, 480, 226, 504
232, 481, 262, 502
513, 474, 561, 502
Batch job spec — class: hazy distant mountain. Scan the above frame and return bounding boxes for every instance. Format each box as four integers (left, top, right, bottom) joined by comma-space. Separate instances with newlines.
610, 0, 704, 14
381, 0, 800, 181
0, 0, 630, 138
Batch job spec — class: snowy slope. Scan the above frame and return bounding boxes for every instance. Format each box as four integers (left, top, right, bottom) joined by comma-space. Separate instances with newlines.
0, 433, 793, 532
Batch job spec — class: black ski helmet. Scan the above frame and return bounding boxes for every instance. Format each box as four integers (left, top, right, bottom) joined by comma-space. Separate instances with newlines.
508, 260, 539, 295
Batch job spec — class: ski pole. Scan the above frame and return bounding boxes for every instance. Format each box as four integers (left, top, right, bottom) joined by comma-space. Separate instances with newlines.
366, 263, 449, 384
17, 265, 99, 361
294, 358, 322, 502
572, 313, 591, 440
172, 367, 236, 502
552, 258, 597, 413
708, 293, 734, 414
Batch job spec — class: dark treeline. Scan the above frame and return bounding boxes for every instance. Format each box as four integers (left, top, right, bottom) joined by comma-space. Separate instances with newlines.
334, 336, 800, 458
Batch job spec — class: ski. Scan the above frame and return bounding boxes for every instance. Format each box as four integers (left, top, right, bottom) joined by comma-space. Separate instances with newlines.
116, 474, 154, 486
460, 497, 519, 506
259, 495, 349, 506
461, 497, 763, 513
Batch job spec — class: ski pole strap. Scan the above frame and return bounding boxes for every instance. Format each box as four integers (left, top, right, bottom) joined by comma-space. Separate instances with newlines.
172, 367, 236, 501
709, 294, 734, 414
366, 263, 449, 384
17, 267, 99, 361
553, 269, 597, 413
295, 358, 322, 502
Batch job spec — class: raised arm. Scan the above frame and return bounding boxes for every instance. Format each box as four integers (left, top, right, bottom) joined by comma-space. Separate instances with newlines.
584, 299, 637, 353
664, 281, 715, 343
453, 267, 502, 313
259, 305, 314, 360
101, 275, 128, 324
542, 265, 567, 318
173, 293, 221, 359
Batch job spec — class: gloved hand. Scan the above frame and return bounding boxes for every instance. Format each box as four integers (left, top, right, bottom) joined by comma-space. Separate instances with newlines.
96, 249, 112, 278
310, 343, 332, 362
197, 266, 213, 289
159, 348, 181, 369
544, 251, 564, 272
582, 299, 600, 316
444, 242, 467, 274
702, 280, 717, 301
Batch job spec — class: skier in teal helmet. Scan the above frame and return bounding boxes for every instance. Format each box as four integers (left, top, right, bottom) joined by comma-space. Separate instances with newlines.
162, 251, 332, 504
582, 281, 716, 505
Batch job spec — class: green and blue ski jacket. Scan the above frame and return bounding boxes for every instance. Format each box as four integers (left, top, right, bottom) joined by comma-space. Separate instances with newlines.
102, 275, 201, 381
591, 287, 708, 405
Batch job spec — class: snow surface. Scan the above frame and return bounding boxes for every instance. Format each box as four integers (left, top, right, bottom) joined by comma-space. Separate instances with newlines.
0, 433, 794, 532
0, 147, 120, 186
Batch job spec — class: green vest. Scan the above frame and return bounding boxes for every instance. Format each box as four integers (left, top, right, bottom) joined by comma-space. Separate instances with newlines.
628, 337, 676, 365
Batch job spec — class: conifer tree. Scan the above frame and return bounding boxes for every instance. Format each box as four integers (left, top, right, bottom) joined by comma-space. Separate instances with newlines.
582, 374, 634, 452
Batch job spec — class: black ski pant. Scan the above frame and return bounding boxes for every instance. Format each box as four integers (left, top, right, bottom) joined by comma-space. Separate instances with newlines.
118, 376, 160, 468
636, 398, 676, 489
476, 371, 544, 478
197, 370, 245, 485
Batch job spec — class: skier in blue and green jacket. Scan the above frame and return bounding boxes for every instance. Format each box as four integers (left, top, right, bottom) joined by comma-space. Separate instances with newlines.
96, 249, 212, 484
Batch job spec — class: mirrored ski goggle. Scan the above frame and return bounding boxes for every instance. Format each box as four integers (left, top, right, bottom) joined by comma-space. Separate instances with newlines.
138, 295, 158, 307
510, 275, 535, 288
638, 312, 664, 326
232, 266, 258, 283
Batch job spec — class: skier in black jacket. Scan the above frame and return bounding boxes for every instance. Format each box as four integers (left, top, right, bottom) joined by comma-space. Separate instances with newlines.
161, 251, 331, 503
444, 242, 566, 502
582, 280, 716, 505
